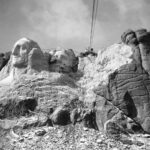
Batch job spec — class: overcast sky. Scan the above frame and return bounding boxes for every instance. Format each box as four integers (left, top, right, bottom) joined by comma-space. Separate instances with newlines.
0, 0, 150, 53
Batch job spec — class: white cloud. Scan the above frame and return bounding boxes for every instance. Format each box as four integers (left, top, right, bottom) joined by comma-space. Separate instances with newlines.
113, 0, 143, 15
109, 0, 150, 30
1, 0, 150, 53
20, 0, 106, 50
20, 0, 150, 51
22, 0, 88, 48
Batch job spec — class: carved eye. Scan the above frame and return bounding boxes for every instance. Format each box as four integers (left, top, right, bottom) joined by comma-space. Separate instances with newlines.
21, 45, 27, 50
12, 45, 20, 55
16, 45, 21, 50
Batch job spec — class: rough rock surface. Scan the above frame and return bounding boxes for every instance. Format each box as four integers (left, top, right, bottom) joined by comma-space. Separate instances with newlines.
0, 51, 10, 71
0, 37, 92, 150
0, 38, 49, 85
77, 29, 150, 134
103, 29, 150, 133
1, 31, 150, 150
96, 95, 144, 138
49, 48, 78, 73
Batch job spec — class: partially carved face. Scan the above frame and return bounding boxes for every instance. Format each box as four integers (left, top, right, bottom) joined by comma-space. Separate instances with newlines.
49, 49, 76, 73
12, 38, 32, 68
51, 49, 75, 64
12, 38, 30, 67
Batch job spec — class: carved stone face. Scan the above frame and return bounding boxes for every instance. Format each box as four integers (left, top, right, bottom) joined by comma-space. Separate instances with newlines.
12, 38, 31, 68
49, 49, 77, 73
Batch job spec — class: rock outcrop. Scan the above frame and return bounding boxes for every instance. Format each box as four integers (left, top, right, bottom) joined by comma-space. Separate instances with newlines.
0, 52, 10, 71
121, 29, 150, 74
0, 38, 86, 133
92, 29, 150, 134
96, 95, 143, 139
49, 48, 78, 73
1, 29, 150, 149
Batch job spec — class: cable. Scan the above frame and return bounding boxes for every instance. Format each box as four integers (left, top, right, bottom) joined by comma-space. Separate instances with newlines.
92, 0, 99, 48
89, 0, 99, 49
93, 0, 98, 39
89, 0, 95, 49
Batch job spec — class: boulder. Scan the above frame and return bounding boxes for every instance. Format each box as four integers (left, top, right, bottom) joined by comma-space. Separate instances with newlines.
50, 106, 70, 125
70, 108, 82, 125
0, 97, 37, 119
82, 109, 98, 129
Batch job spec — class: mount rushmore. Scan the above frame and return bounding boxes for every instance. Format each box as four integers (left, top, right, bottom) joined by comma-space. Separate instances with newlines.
1, 29, 150, 149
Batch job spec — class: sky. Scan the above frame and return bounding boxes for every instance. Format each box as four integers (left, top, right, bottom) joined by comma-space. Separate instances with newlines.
0, 0, 150, 53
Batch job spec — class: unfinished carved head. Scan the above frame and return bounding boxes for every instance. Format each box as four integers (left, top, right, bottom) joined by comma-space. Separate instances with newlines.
12, 38, 40, 68
49, 49, 78, 73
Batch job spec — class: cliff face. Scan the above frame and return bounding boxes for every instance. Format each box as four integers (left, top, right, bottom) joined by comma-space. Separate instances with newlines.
0, 38, 81, 125
78, 44, 144, 134
1, 29, 150, 149
0, 52, 10, 71
90, 29, 150, 134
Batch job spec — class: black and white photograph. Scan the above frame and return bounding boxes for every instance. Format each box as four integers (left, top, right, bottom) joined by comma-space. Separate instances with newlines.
0, 0, 150, 149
